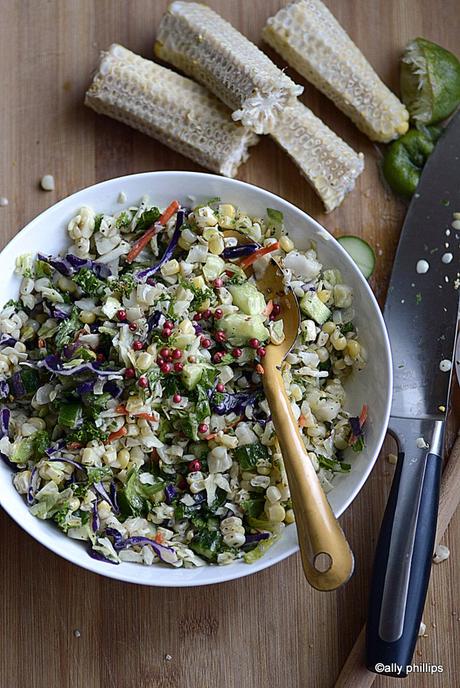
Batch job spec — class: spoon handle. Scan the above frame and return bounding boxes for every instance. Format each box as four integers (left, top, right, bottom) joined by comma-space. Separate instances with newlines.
263, 363, 354, 591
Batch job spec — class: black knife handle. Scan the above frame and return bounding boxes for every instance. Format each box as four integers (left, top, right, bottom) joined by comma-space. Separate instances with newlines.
366, 419, 443, 678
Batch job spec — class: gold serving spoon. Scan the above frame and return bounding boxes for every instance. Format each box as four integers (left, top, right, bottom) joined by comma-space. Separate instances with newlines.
224, 230, 354, 591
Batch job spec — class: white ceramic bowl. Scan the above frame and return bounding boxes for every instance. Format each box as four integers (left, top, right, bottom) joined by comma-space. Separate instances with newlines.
0, 172, 392, 586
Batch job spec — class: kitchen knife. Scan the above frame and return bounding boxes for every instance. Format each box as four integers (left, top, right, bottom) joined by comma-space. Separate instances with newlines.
366, 110, 460, 677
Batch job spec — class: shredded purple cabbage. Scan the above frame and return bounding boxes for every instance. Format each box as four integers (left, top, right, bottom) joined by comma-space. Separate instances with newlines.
105, 528, 176, 564
0, 334, 17, 347
92, 500, 100, 532
222, 243, 258, 259
0, 380, 9, 400
38, 253, 111, 279
53, 304, 73, 320
40, 354, 121, 378
103, 380, 122, 398
147, 310, 163, 333
94, 481, 119, 514
137, 210, 185, 279
0, 408, 16, 470
45, 439, 66, 456
244, 532, 270, 544
27, 467, 39, 505
164, 483, 177, 505
0, 407, 10, 435
349, 416, 363, 437
105, 527, 124, 548
118, 536, 176, 564
47, 457, 85, 471
211, 390, 260, 416
62, 341, 82, 360
87, 547, 119, 565
110, 480, 119, 513
10, 372, 26, 398
75, 380, 95, 395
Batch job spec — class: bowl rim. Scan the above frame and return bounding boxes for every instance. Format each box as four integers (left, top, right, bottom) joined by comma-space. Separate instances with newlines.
0, 170, 392, 586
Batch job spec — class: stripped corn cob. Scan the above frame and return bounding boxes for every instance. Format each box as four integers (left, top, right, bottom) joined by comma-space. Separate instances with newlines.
85, 44, 259, 178
272, 101, 364, 212
263, 0, 409, 143
154, 2, 303, 135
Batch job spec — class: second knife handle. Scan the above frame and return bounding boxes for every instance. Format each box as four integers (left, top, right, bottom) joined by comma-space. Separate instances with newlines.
366, 427, 442, 677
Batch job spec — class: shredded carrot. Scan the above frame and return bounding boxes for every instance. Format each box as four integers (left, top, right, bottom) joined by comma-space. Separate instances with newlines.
203, 433, 217, 441
239, 241, 280, 269
255, 363, 265, 375
349, 404, 368, 445
66, 441, 82, 450
125, 227, 158, 263
107, 426, 128, 443
135, 413, 157, 421
125, 199, 180, 263
159, 199, 180, 225
263, 299, 274, 317
154, 532, 165, 544
299, 415, 307, 428
115, 404, 127, 414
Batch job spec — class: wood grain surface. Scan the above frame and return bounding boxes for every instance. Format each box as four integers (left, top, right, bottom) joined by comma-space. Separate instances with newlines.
0, 2, 459, 687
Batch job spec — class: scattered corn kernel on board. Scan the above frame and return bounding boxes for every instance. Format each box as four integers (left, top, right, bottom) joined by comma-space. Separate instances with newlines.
0, 2, 459, 687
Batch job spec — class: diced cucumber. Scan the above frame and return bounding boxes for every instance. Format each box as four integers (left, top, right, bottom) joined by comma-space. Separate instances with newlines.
299, 292, 331, 325
58, 403, 83, 429
337, 236, 375, 279
227, 283, 266, 315
181, 363, 214, 390
220, 313, 269, 345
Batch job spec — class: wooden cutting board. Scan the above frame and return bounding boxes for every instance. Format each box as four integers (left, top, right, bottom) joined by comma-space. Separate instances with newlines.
0, 2, 458, 687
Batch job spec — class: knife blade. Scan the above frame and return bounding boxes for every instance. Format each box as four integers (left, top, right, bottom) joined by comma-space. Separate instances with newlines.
366, 110, 460, 678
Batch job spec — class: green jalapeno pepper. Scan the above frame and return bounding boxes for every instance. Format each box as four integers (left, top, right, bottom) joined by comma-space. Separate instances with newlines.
383, 126, 442, 198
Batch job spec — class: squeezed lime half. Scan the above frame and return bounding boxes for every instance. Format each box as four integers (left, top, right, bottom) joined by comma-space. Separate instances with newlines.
401, 37, 460, 125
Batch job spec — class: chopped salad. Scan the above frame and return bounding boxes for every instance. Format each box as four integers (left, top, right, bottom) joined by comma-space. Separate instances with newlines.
0, 197, 367, 568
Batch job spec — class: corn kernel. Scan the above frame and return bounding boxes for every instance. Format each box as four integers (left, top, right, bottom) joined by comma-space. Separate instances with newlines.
322, 321, 336, 334
317, 289, 331, 303
266, 485, 282, 503
208, 235, 225, 255
178, 236, 192, 251
285, 508, 295, 524
191, 276, 205, 290
80, 311, 96, 324
279, 235, 294, 252
219, 204, 235, 218
265, 503, 285, 522
117, 449, 130, 469
317, 346, 329, 362
331, 332, 347, 350
161, 259, 180, 276
346, 339, 360, 358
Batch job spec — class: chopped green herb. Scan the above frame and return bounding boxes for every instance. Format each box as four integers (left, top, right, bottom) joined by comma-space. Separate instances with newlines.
67, 421, 107, 444
55, 309, 80, 350
74, 269, 106, 297
94, 214, 103, 232
234, 442, 268, 470
415, 292, 422, 304
134, 207, 161, 234
87, 466, 113, 484
317, 454, 352, 472
190, 529, 223, 562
